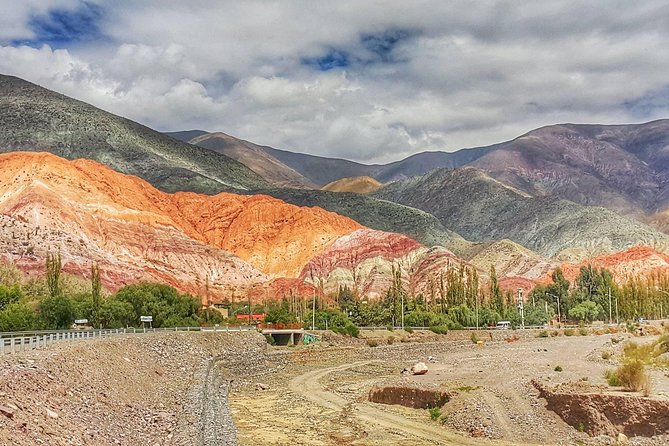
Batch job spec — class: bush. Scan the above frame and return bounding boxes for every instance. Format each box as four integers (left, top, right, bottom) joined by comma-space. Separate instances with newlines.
554, 365, 563, 372
404, 326, 414, 334
604, 369, 621, 386
601, 351, 612, 360
386, 336, 395, 345
579, 327, 588, 336
428, 407, 441, 421
563, 329, 575, 336
429, 325, 449, 335
537, 330, 549, 338
616, 360, 652, 394
550, 330, 559, 337
367, 339, 379, 347
470, 332, 479, 344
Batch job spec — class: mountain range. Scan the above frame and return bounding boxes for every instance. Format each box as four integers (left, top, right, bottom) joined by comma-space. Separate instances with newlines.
2, 73, 669, 299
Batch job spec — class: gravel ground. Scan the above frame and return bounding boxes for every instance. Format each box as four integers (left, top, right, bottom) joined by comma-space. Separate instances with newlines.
0, 331, 268, 446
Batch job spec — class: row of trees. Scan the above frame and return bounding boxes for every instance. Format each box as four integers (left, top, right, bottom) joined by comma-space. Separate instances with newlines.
2, 253, 669, 333
261, 262, 669, 331
0, 254, 223, 332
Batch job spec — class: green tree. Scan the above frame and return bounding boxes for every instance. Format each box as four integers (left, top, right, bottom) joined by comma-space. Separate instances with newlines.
46, 251, 62, 299
0, 284, 23, 310
489, 265, 503, 313
90, 263, 102, 328
0, 303, 40, 331
39, 295, 74, 329
568, 300, 603, 323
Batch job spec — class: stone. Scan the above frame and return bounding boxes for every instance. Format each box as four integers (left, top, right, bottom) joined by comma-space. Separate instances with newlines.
46, 408, 58, 419
617, 433, 629, 445
255, 383, 269, 391
0, 405, 15, 418
411, 362, 428, 375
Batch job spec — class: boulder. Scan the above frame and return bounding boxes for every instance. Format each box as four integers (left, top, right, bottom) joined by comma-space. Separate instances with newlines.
411, 362, 428, 375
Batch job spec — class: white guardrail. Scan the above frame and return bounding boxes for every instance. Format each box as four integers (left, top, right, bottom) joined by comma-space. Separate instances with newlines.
0, 325, 255, 355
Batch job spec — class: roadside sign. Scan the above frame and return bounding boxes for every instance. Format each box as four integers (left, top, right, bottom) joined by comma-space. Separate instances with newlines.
140, 316, 153, 322
74, 319, 89, 324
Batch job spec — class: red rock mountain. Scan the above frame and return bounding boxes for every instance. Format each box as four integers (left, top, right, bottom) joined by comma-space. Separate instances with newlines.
0, 152, 362, 298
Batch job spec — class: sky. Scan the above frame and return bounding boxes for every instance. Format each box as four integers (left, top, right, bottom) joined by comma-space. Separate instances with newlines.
1, 1, 669, 163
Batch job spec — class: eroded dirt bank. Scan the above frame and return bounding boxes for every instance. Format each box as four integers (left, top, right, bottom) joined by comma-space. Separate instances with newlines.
0, 331, 267, 446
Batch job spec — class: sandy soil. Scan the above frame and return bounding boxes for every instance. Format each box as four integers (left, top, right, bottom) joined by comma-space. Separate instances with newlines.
229, 332, 669, 446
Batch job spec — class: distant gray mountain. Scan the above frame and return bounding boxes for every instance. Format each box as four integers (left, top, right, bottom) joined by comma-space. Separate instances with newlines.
0, 75, 268, 193
373, 167, 669, 260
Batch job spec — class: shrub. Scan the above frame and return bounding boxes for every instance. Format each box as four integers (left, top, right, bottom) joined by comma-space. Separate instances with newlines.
428, 407, 441, 421
386, 336, 395, 345
579, 327, 588, 336
554, 366, 563, 372
264, 334, 276, 346
550, 330, 559, 337
386, 325, 394, 331
537, 330, 549, 338
429, 325, 449, 335
563, 329, 575, 336
616, 360, 652, 394
470, 332, 479, 344
604, 369, 621, 386
601, 351, 612, 360
404, 326, 414, 334
366, 339, 379, 347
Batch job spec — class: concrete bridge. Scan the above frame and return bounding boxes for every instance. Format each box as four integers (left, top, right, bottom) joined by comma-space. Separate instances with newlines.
260, 328, 319, 346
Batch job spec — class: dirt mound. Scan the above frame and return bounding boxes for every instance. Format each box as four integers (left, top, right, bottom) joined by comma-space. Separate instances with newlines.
369, 383, 451, 409
534, 380, 669, 437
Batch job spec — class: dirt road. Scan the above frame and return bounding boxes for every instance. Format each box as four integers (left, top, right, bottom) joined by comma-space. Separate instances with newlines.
288, 361, 522, 446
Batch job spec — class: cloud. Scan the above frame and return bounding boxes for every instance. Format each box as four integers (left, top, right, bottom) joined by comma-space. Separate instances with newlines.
12, 1, 107, 48
1, 0, 669, 162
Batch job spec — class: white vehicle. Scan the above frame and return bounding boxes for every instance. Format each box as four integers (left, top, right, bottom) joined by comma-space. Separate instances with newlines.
496, 320, 512, 330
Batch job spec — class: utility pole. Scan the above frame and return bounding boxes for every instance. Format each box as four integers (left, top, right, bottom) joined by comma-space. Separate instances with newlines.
518, 288, 525, 329
475, 292, 479, 331
547, 292, 560, 327
401, 291, 405, 331
312, 294, 316, 330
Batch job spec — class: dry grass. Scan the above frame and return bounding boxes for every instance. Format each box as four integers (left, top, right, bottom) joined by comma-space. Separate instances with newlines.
616, 360, 652, 396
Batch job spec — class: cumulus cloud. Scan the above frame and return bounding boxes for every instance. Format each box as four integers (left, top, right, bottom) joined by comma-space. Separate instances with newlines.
1, 0, 669, 162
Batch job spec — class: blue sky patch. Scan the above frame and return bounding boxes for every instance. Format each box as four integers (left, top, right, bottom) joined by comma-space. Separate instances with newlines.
360, 29, 416, 62
302, 49, 351, 71
12, 2, 106, 48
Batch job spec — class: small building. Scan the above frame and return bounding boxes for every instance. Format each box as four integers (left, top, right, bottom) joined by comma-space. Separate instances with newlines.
235, 313, 265, 323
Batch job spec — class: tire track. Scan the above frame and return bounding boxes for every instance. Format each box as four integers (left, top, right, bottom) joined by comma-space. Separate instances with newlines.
289, 361, 531, 446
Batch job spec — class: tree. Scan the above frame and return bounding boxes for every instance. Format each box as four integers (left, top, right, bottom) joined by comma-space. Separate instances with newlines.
40, 294, 74, 329
46, 251, 62, 299
568, 300, 603, 323
90, 263, 102, 328
489, 265, 503, 313
0, 284, 22, 310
